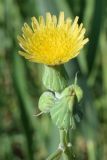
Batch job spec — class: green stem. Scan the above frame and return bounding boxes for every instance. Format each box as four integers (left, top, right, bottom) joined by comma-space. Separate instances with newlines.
46, 149, 62, 160
63, 146, 73, 160
59, 129, 74, 160
59, 129, 67, 147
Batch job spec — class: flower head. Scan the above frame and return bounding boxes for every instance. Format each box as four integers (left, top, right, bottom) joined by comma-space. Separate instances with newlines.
18, 12, 89, 65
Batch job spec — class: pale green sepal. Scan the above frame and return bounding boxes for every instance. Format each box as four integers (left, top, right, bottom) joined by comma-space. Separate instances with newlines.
42, 65, 68, 92
39, 91, 55, 113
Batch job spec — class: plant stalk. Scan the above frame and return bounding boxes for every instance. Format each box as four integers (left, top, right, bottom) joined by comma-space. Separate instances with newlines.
59, 129, 74, 160
46, 149, 62, 160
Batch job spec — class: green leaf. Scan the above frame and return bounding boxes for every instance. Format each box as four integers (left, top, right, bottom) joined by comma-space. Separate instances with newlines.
50, 95, 75, 129
50, 83, 83, 129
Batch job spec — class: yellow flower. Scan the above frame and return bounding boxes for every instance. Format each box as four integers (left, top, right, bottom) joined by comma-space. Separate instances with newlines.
17, 12, 89, 65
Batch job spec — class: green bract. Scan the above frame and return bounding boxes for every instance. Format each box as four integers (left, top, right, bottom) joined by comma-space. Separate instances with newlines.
42, 65, 68, 92
60, 84, 83, 102
73, 84, 83, 102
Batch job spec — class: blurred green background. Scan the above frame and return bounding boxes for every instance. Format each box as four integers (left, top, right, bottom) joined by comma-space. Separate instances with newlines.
0, 0, 107, 159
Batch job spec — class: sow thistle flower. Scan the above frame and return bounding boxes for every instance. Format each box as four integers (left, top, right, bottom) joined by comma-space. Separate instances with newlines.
17, 12, 89, 65
17, 12, 89, 92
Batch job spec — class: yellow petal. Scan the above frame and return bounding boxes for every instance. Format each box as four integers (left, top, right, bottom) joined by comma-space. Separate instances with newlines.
39, 16, 45, 27
52, 15, 57, 26
31, 17, 39, 31
58, 12, 64, 27
46, 12, 52, 26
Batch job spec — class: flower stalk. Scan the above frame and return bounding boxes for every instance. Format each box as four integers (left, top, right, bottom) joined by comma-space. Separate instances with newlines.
47, 129, 74, 160
47, 149, 62, 160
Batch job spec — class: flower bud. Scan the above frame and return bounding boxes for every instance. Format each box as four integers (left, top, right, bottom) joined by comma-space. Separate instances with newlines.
39, 91, 55, 113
